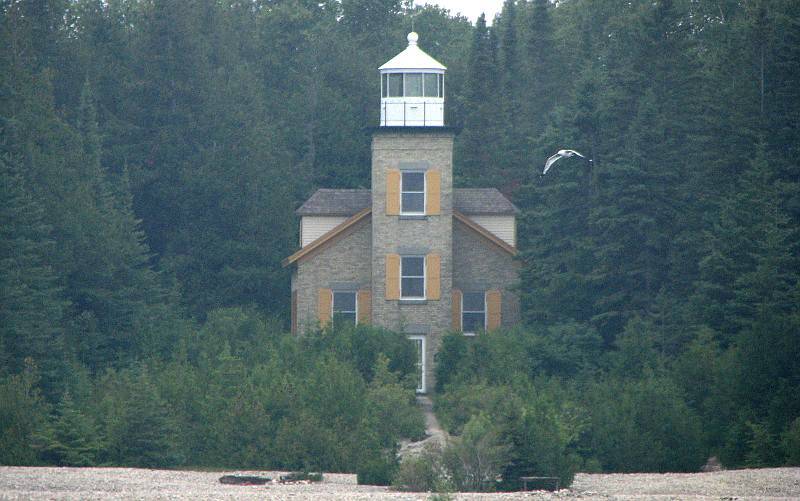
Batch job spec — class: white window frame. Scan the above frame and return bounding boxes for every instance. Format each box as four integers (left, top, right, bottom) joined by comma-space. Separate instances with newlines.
331, 291, 358, 326
400, 255, 426, 300
462, 291, 487, 336
408, 335, 426, 393
400, 170, 426, 215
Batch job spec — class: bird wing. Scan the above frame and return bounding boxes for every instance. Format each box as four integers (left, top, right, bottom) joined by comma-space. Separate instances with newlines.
543, 153, 562, 174
564, 149, 585, 158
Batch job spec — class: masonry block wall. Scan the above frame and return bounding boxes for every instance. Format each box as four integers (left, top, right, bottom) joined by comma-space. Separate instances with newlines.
371, 130, 455, 392
453, 219, 521, 328
293, 218, 372, 334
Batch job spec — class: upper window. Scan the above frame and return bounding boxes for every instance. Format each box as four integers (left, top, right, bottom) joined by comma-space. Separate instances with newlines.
386, 74, 403, 97
382, 73, 443, 98
401, 256, 425, 299
332, 291, 357, 326
462, 292, 486, 335
424, 74, 439, 97
405, 73, 423, 97
401, 171, 425, 214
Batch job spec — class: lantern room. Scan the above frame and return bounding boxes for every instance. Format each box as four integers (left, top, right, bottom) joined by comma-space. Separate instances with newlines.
379, 32, 446, 127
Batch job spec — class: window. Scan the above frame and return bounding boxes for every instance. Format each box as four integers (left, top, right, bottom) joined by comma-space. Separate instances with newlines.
387, 73, 403, 97
383, 73, 443, 98
462, 292, 486, 335
424, 73, 438, 97
405, 73, 423, 97
401, 256, 425, 299
332, 291, 357, 326
401, 171, 425, 214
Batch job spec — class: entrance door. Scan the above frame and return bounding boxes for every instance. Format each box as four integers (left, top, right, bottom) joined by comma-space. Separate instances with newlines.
408, 335, 426, 394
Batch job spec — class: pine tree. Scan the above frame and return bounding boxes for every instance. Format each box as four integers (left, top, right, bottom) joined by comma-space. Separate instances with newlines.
0, 156, 67, 391
456, 14, 501, 187
521, 0, 558, 142
496, 0, 525, 192
35, 391, 101, 466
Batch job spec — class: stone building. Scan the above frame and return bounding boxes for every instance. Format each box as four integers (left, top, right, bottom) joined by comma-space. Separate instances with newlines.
283, 33, 520, 393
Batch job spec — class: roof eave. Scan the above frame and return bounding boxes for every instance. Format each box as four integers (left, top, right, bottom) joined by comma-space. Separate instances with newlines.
282, 208, 372, 267
454, 210, 518, 256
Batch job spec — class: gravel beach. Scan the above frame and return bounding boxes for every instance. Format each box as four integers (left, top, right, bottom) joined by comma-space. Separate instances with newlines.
1, 466, 798, 500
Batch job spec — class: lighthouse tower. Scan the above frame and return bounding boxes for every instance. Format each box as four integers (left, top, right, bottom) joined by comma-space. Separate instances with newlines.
371, 33, 455, 393
379, 32, 446, 126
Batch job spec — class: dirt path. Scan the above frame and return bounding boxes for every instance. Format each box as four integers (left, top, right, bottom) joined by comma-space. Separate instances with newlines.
398, 395, 448, 459
1, 466, 800, 500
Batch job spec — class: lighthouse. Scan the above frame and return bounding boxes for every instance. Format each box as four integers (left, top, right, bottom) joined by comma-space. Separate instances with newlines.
379, 32, 446, 126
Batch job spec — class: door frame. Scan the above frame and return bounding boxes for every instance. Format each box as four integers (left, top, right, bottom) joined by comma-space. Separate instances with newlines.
407, 335, 426, 394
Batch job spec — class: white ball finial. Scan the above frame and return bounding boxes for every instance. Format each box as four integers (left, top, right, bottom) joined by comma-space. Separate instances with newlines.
407, 32, 419, 46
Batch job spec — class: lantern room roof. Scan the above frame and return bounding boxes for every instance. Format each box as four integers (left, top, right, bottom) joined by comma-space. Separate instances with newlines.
379, 32, 446, 72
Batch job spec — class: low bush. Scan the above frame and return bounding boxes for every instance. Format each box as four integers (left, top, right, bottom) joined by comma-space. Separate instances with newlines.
391, 443, 448, 492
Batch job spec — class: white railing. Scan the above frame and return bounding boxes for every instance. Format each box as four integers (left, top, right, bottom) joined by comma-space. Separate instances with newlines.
380, 100, 444, 127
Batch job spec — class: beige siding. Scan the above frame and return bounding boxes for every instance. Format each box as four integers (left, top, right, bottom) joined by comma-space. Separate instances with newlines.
468, 215, 516, 247
301, 216, 347, 247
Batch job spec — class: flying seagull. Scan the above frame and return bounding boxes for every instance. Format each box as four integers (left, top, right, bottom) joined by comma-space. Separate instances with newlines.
542, 149, 587, 175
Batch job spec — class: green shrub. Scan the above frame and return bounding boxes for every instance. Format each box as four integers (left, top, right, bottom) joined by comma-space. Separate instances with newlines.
0, 367, 48, 465
745, 420, 782, 467
95, 366, 179, 468
356, 449, 397, 486
584, 375, 704, 472
392, 443, 448, 492
782, 418, 800, 465
442, 414, 509, 491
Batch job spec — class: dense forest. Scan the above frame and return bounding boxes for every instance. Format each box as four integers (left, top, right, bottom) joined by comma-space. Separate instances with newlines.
1, 0, 799, 490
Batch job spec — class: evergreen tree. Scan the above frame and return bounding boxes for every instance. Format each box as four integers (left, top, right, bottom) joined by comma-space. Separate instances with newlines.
521, 0, 558, 142
456, 14, 501, 187
0, 156, 67, 393
35, 391, 101, 466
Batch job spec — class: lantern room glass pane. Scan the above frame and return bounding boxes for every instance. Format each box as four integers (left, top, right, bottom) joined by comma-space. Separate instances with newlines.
382, 74, 388, 98
424, 74, 438, 97
387, 74, 403, 97
439, 74, 444, 97
405, 73, 423, 97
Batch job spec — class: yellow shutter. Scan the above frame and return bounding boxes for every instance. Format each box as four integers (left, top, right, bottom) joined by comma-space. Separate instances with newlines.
386, 170, 400, 215
426, 253, 441, 300
426, 170, 441, 215
357, 289, 371, 324
452, 289, 462, 331
318, 288, 332, 328
385, 254, 400, 300
486, 290, 502, 331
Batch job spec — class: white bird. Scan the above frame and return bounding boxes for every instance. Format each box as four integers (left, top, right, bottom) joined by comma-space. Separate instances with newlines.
542, 149, 587, 175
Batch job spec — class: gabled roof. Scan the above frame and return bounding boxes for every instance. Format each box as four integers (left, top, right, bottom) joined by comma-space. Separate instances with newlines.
297, 188, 518, 216
282, 207, 516, 268
282, 208, 371, 267
297, 189, 371, 216
454, 188, 520, 215
379, 33, 446, 71
453, 211, 517, 256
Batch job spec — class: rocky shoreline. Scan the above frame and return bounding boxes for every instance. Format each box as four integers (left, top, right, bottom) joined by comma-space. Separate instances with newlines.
1, 466, 798, 500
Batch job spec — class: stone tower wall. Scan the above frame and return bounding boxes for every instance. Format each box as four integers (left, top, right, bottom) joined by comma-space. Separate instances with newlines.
370, 130, 455, 392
